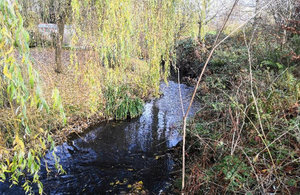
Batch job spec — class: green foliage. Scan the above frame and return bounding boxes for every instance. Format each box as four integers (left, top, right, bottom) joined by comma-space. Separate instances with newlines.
290, 34, 300, 55
0, 1, 66, 194
184, 31, 300, 193
217, 155, 251, 191
262, 71, 299, 114
70, 0, 183, 98
105, 85, 144, 120
176, 38, 200, 66
175, 37, 208, 78
199, 0, 211, 41
253, 32, 299, 69
260, 60, 284, 70
210, 43, 248, 67
52, 88, 67, 125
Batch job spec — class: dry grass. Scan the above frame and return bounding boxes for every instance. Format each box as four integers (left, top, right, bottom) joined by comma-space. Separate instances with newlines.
30, 48, 95, 114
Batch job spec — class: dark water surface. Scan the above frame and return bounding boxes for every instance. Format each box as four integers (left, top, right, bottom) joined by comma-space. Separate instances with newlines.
0, 81, 200, 194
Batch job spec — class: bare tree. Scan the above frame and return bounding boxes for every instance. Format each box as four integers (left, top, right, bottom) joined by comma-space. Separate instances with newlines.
268, 0, 300, 45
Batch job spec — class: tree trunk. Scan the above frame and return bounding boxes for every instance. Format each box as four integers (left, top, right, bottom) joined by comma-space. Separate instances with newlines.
198, 20, 202, 41
55, 18, 64, 73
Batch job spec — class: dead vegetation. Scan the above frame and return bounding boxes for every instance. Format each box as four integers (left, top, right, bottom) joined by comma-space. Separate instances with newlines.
177, 28, 299, 193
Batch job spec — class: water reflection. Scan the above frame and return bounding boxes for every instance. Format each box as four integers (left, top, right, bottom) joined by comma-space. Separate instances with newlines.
0, 81, 200, 194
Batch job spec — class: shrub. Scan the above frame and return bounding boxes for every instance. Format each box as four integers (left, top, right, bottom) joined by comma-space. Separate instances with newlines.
105, 85, 144, 120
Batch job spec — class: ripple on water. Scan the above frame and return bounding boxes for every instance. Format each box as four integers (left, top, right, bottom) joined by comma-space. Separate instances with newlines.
0, 81, 200, 194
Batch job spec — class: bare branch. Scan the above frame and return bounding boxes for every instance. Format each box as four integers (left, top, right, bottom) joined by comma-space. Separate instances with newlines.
181, 0, 239, 193
181, 0, 277, 193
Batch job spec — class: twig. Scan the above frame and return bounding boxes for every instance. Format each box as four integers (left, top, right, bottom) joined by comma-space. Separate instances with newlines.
240, 147, 266, 194
256, 129, 292, 157
177, 68, 185, 117
243, 28, 277, 174
180, 0, 277, 193
191, 132, 215, 152
181, 0, 239, 193
266, 68, 288, 99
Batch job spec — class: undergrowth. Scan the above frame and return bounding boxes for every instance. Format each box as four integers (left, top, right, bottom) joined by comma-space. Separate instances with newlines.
181, 30, 299, 194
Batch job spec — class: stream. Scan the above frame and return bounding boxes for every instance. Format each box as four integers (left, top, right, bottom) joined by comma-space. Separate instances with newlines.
0, 81, 200, 194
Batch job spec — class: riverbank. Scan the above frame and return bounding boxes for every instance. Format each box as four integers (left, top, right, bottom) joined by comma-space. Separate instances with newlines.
172, 32, 299, 194
0, 44, 163, 193
29, 48, 161, 144
0, 80, 200, 194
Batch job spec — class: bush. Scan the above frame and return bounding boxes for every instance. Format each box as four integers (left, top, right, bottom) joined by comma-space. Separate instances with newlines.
105, 85, 144, 120
183, 33, 300, 194
175, 37, 208, 78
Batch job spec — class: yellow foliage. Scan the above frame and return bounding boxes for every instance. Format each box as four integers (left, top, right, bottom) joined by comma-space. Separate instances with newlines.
3, 65, 11, 80
13, 134, 25, 154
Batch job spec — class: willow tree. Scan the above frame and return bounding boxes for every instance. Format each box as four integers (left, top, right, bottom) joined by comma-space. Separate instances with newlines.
20, 0, 186, 115
0, 0, 65, 193
69, 0, 184, 112
1, 0, 190, 193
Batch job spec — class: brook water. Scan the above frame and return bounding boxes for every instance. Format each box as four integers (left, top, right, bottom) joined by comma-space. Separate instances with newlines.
0, 81, 200, 194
